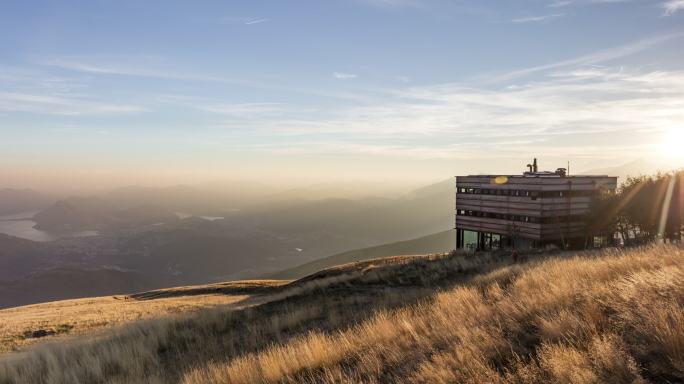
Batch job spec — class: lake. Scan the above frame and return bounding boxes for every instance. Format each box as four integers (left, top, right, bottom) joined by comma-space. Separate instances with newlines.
174, 212, 226, 221
0, 211, 99, 242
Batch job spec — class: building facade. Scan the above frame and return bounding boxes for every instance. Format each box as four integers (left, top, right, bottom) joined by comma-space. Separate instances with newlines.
455, 160, 617, 251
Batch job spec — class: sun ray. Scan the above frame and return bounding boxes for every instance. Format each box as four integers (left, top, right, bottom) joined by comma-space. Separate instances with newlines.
657, 174, 677, 242
661, 128, 684, 161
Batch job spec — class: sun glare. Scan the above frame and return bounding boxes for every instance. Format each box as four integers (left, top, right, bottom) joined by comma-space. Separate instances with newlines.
661, 128, 684, 160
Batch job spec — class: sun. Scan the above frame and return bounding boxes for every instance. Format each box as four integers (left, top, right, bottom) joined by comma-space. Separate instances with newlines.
660, 127, 684, 160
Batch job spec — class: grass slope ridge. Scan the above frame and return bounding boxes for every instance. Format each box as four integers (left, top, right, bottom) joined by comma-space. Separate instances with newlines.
0, 289, 252, 354
271, 229, 454, 279
189, 246, 684, 384
1, 246, 684, 383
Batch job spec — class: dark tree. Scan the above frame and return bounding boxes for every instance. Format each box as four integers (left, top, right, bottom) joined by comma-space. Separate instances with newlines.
586, 171, 683, 247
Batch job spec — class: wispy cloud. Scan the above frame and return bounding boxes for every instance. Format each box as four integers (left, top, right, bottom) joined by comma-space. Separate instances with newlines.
0, 65, 88, 94
333, 72, 358, 80
244, 65, 683, 161
219, 16, 270, 25
548, 1, 573, 7
663, 0, 684, 15
42, 55, 226, 82
199, 102, 283, 118
360, 0, 423, 8
511, 13, 564, 23
550, 0, 632, 6
0, 64, 145, 116
483, 33, 679, 83
0, 91, 144, 116
39, 55, 376, 102
244, 18, 269, 25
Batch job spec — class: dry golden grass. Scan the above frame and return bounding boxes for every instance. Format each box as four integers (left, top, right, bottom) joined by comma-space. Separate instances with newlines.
185, 246, 684, 384
0, 280, 288, 354
128, 279, 289, 300
2, 246, 684, 384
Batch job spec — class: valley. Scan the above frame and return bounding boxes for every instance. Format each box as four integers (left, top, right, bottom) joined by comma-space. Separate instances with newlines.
0, 179, 454, 308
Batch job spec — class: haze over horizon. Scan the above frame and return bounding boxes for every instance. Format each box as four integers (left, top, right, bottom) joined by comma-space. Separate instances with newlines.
2, 0, 684, 192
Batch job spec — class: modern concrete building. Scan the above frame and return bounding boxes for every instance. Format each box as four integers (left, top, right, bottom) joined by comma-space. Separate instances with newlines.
455, 159, 618, 251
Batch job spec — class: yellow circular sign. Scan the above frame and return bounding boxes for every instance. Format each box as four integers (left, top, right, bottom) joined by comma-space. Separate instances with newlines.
493, 176, 509, 185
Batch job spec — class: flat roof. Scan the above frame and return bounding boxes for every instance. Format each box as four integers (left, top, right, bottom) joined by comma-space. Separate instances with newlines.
456, 174, 615, 178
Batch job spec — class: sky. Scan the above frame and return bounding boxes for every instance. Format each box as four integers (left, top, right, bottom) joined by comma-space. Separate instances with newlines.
1, 0, 684, 192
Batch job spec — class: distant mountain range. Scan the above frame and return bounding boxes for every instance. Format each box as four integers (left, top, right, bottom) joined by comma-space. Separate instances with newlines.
32, 197, 179, 232
271, 230, 455, 280
6, 162, 682, 309
0, 234, 51, 281
0, 268, 159, 309
0, 189, 54, 215
580, 159, 683, 184
0, 229, 455, 309
0, 178, 456, 308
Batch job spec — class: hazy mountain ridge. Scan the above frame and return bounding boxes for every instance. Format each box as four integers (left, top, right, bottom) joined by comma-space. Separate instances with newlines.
580, 159, 684, 184
0, 234, 52, 281
231, 179, 454, 248
0, 189, 54, 216
270, 230, 454, 280
0, 227, 454, 308
0, 179, 454, 308
32, 197, 179, 232
0, 268, 156, 309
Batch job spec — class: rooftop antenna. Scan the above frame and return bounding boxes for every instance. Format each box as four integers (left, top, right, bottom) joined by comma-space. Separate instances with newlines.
533, 158, 538, 173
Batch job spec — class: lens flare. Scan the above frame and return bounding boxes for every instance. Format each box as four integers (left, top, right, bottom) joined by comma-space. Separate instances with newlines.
661, 128, 684, 160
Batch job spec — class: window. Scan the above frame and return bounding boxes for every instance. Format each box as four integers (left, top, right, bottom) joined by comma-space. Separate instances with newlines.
457, 209, 547, 224
456, 186, 602, 200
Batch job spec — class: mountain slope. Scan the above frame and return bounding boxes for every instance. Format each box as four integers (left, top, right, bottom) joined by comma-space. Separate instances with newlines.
0, 228, 453, 309
32, 197, 179, 232
0, 189, 53, 215
229, 179, 454, 249
270, 230, 454, 279
0, 281, 270, 353
580, 158, 683, 183
2, 246, 683, 383
0, 234, 51, 281
0, 268, 165, 309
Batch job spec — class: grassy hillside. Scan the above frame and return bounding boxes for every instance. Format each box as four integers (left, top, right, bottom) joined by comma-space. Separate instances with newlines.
0, 280, 288, 354
2, 246, 684, 383
271, 229, 454, 279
